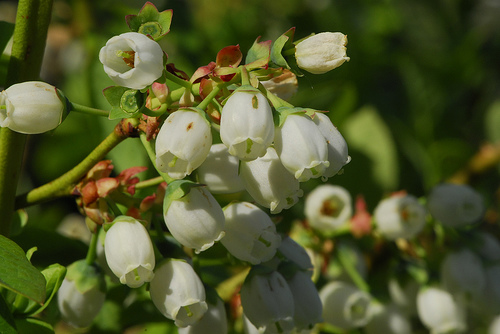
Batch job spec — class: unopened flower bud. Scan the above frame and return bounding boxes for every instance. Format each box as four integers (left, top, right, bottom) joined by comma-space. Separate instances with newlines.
99, 32, 164, 90
1, 81, 66, 134
305, 184, 352, 232
240, 270, 295, 334
221, 202, 281, 264
240, 147, 303, 214
319, 281, 372, 330
416, 286, 467, 334
440, 248, 485, 296
427, 183, 484, 228
150, 259, 208, 327
274, 113, 329, 182
374, 194, 426, 240
156, 108, 212, 179
104, 216, 155, 288
220, 87, 274, 161
295, 32, 350, 74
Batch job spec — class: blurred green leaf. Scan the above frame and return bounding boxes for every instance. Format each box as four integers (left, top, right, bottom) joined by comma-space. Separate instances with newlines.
0, 293, 17, 334
14, 317, 54, 334
0, 236, 45, 305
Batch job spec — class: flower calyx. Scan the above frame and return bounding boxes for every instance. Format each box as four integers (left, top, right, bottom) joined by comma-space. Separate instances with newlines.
125, 2, 173, 41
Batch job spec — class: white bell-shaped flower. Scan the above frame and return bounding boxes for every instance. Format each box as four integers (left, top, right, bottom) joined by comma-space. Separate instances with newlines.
99, 32, 164, 90
373, 194, 426, 240
274, 113, 329, 182
220, 88, 274, 161
319, 281, 372, 330
178, 297, 228, 334
427, 183, 484, 228
312, 112, 350, 178
440, 248, 485, 297
295, 32, 350, 74
305, 184, 353, 232
240, 270, 295, 334
104, 216, 155, 288
221, 202, 281, 264
488, 314, 500, 334
365, 303, 412, 334
240, 147, 303, 214
416, 286, 467, 334
196, 143, 245, 194
476, 231, 500, 261
150, 259, 208, 327
1, 81, 66, 134
285, 270, 323, 331
164, 186, 225, 253
278, 236, 314, 273
156, 108, 212, 179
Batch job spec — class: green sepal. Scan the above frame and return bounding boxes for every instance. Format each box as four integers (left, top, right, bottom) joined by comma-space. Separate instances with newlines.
0, 235, 46, 306
55, 87, 71, 125
125, 2, 173, 41
103, 215, 145, 232
270, 27, 295, 69
163, 180, 204, 215
245, 37, 272, 70
274, 106, 307, 128
103, 86, 145, 120
65, 260, 106, 295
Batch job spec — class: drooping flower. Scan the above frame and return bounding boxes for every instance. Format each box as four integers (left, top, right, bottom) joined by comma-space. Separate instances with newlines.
163, 185, 225, 253
0, 81, 66, 134
104, 216, 155, 288
221, 201, 281, 264
99, 32, 164, 89
156, 108, 212, 179
150, 259, 208, 327
440, 248, 485, 297
220, 87, 274, 161
294, 32, 350, 74
305, 184, 353, 232
373, 193, 426, 240
239, 147, 303, 214
178, 296, 228, 334
274, 112, 329, 182
365, 303, 412, 334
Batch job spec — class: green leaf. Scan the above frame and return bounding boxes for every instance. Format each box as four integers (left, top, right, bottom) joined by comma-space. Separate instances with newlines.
0, 236, 46, 305
270, 27, 295, 69
103, 87, 143, 120
0, 22, 14, 55
22, 264, 66, 316
245, 37, 272, 69
0, 293, 17, 334
14, 317, 54, 334
342, 106, 399, 191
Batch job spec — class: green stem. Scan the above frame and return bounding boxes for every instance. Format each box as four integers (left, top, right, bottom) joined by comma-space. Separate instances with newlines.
0, 0, 54, 237
135, 176, 164, 189
196, 84, 223, 111
336, 245, 370, 293
139, 132, 175, 184
164, 70, 192, 89
240, 66, 250, 86
15, 123, 130, 209
71, 102, 110, 117
85, 227, 100, 265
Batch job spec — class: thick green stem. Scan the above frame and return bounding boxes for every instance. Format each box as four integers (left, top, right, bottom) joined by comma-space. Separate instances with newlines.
71, 102, 110, 117
164, 70, 192, 89
0, 0, 54, 236
15, 124, 130, 209
85, 227, 100, 265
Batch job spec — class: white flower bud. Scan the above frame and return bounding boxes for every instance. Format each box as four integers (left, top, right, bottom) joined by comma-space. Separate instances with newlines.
305, 184, 352, 232
427, 183, 484, 228
374, 194, 426, 240
150, 259, 208, 327
295, 32, 350, 74
1, 81, 66, 134
178, 297, 228, 334
164, 186, 225, 253
278, 236, 314, 273
285, 270, 323, 331
416, 286, 467, 334
99, 32, 163, 90
220, 88, 274, 161
240, 270, 295, 334
312, 112, 350, 178
440, 248, 485, 297
319, 281, 372, 330
57, 277, 106, 328
274, 113, 329, 182
104, 216, 155, 288
365, 303, 412, 334
488, 314, 500, 334
240, 147, 303, 214
196, 143, 245, 194
221, 202, 281, 264
156, 108, 212, 179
